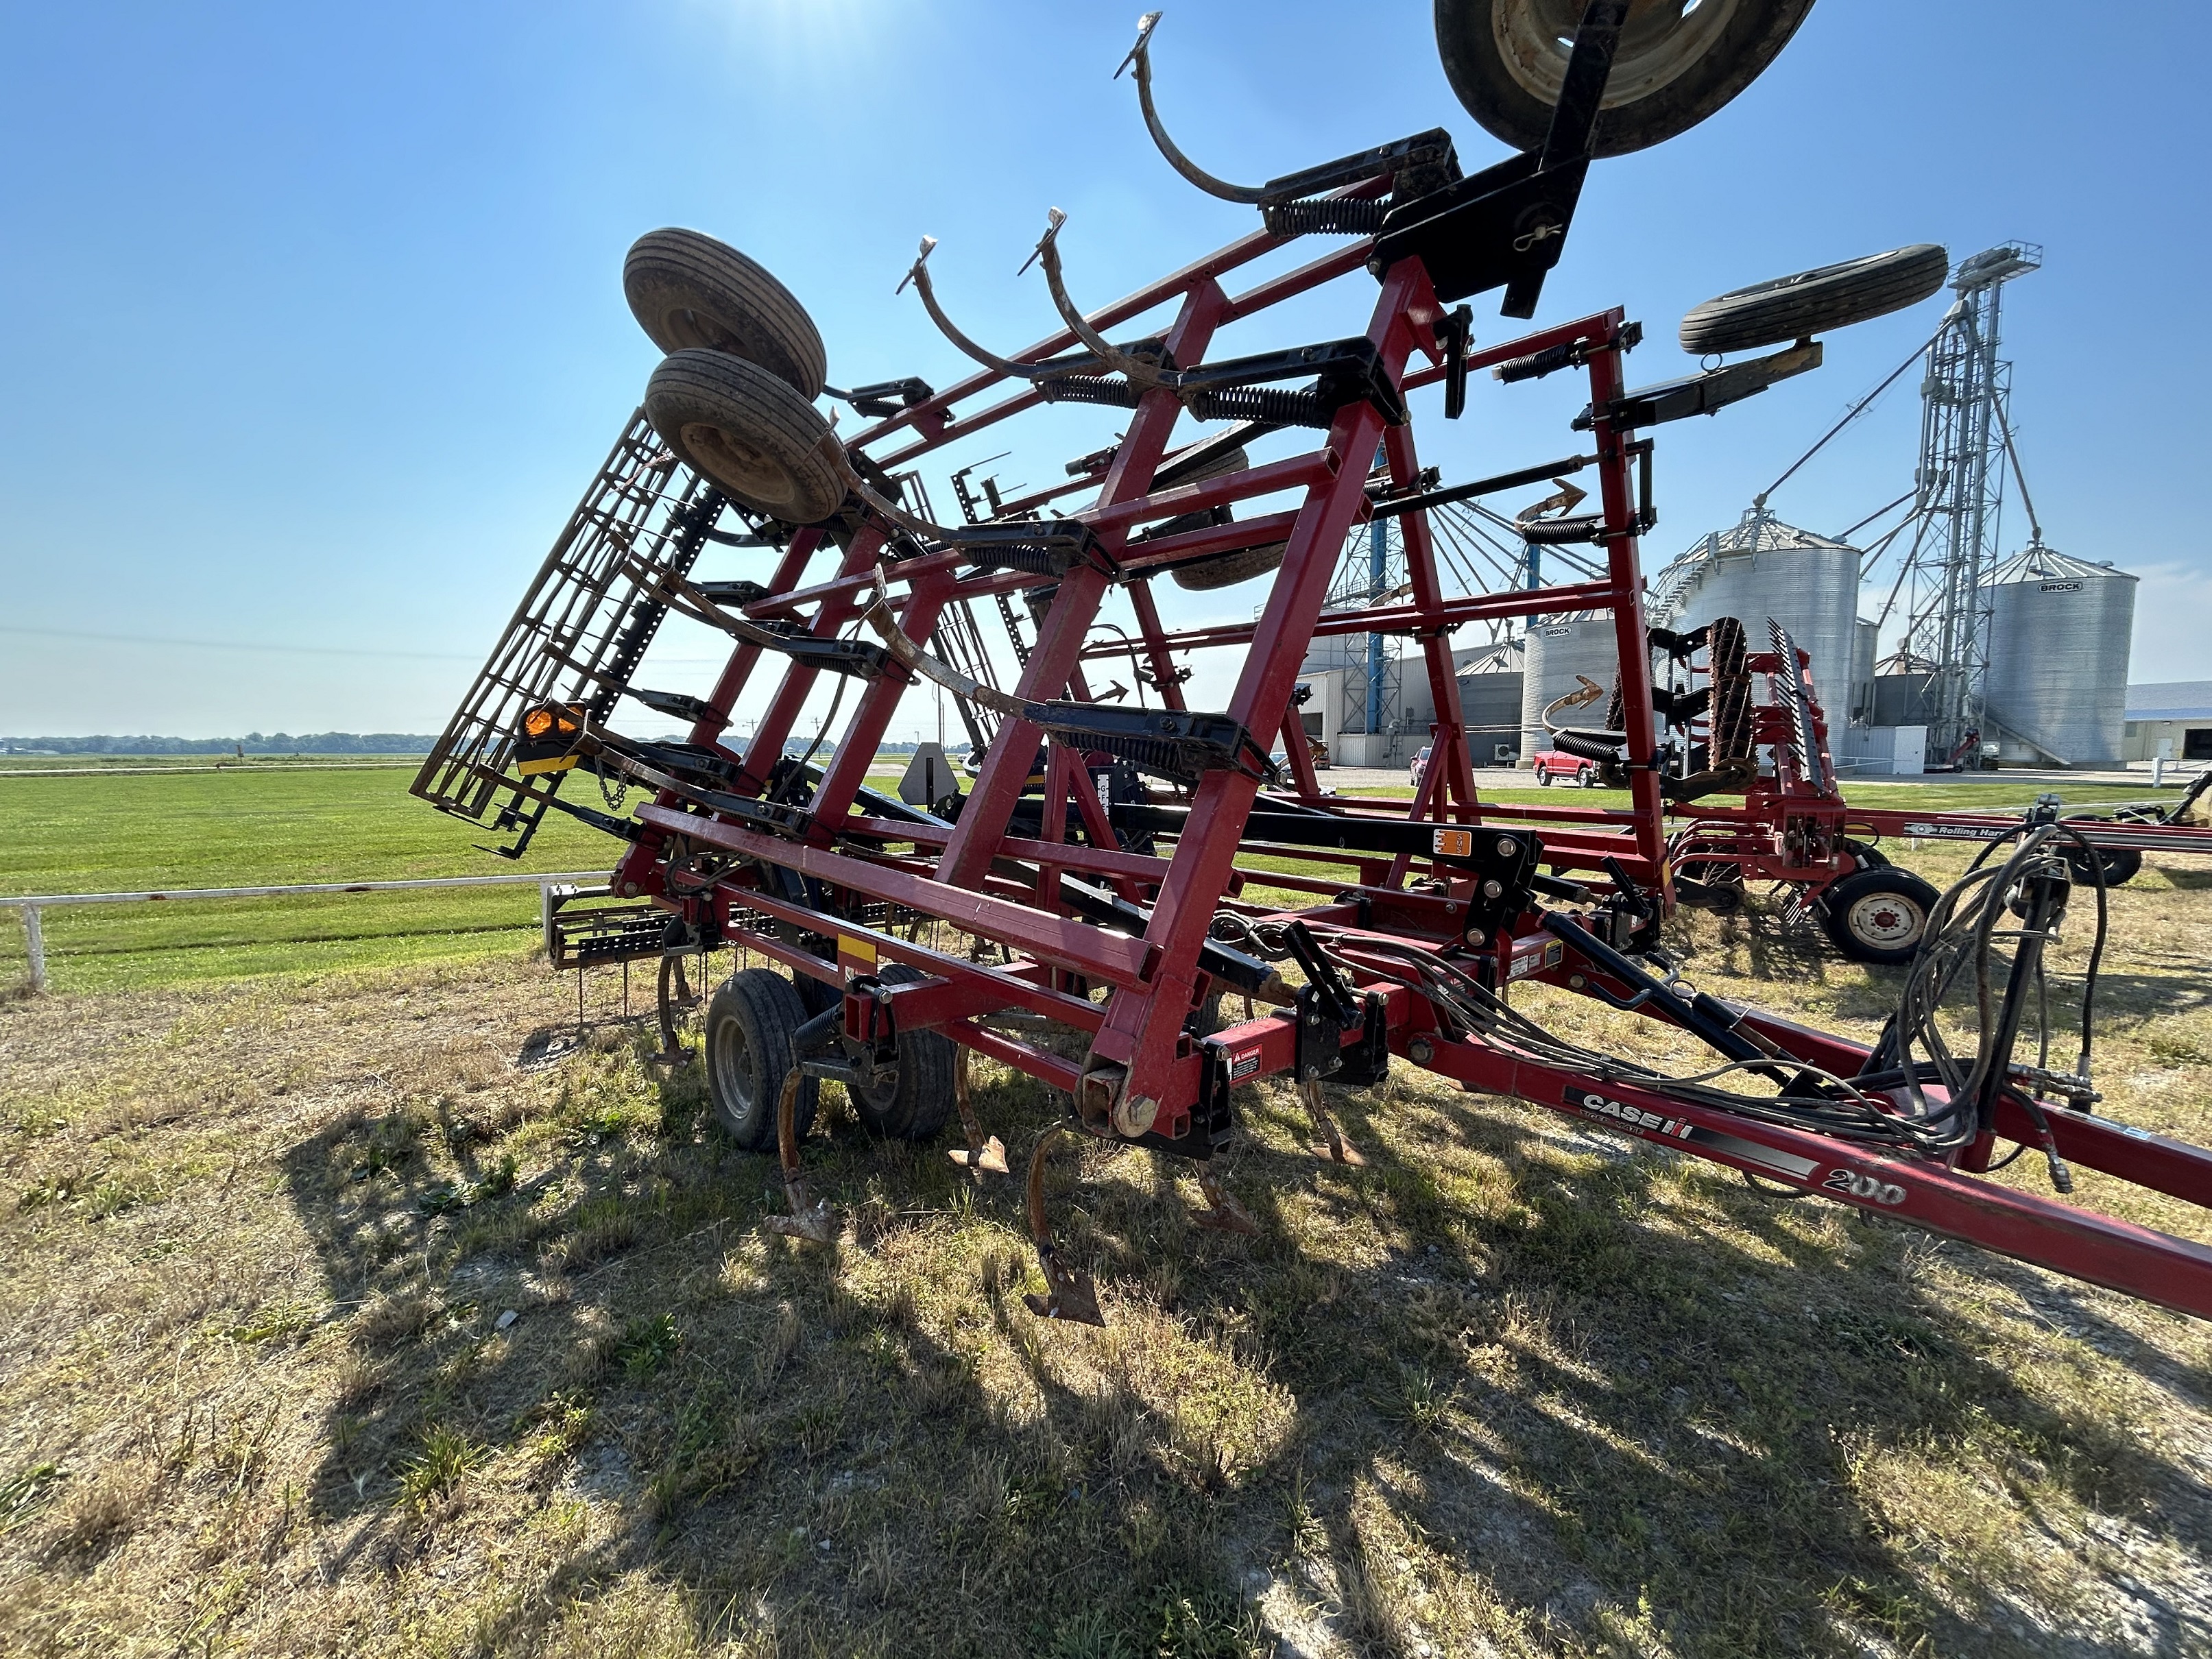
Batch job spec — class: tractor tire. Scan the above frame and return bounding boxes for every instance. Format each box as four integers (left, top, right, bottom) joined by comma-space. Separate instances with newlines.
704, 968, 817, 1152
1434, 0, 1817, 159
624, 228, 828, 398
846, 965, 956, 1143
1680, 245, 1950, 356
1818, 868, 1940, 967
645, 349, 847, 524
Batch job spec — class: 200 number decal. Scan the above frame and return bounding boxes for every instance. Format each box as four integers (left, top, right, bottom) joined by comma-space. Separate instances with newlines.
1823, 1167, 1906, 1206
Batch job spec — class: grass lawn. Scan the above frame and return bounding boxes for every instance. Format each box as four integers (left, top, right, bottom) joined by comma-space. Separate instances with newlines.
0, 823, 2207, 1654
0, 761, 912, 994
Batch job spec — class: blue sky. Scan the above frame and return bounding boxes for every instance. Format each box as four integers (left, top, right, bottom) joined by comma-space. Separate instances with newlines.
2, 0, 2207, 739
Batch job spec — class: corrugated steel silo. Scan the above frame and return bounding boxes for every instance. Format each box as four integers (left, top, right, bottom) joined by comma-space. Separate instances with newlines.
1519, 616, 1624, 762
1982, 546, 2135, 766
1652, 507, 1862, 724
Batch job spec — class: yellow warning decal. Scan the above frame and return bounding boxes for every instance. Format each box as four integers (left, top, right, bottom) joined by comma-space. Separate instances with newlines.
839, 934, 878, 969
516, 755, 579, 776
1432, 828, 1474, 858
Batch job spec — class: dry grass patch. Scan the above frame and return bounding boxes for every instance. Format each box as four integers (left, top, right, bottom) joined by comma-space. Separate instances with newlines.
0, 866, 2206, 1655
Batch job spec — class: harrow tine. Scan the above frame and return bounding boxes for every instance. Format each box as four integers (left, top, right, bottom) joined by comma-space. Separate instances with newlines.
1022, 1125, 1104, 1325
765, 1070, 836, 1245
948, 1048, 1009, 1176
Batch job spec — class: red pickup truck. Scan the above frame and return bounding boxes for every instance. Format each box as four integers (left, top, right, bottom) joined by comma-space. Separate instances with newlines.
1531, 749, 1601, 787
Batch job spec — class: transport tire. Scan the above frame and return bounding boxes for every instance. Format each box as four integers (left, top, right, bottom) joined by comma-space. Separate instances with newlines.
847, 965, 956, 1143
1434, 0, 1816, 159
1818, 868, 1940, 966
704, 968, 817, 1152
645, 349, 847, 524
624, 228, 828, 398
1679, 245, 1950, 356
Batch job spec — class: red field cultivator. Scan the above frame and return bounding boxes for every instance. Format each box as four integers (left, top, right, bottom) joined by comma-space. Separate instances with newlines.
413, 3, 2212, 1322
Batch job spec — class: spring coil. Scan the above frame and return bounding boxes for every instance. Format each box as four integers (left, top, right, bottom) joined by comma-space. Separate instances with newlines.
1039, 376, 1144, 409
1186, 385, 1331, 428
1552, 729, 1625, 765
1262, 197, 1388, 238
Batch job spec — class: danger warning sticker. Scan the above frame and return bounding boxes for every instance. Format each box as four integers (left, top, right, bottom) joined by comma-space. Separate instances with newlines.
1432, 828, 1474, 858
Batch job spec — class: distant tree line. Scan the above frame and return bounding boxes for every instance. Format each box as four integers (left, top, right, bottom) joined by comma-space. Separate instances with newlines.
0, 734, 439, 755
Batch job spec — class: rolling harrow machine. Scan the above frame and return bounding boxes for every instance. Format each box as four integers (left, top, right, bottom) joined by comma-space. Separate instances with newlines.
414, 3, 2212, 1323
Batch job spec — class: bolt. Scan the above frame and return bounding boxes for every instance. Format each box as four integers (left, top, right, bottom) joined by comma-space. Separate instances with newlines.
621, 882, 638, 897
1482, 879, 1503, 898
1112, 1093, 1159, 1139
1569, 973, 1587, 989
1496, 836, 1517, 858
1408, 1037, 1434, 1065
1466, 930, 1488, 946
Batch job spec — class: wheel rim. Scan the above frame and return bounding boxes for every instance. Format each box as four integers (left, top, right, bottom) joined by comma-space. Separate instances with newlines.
660, 305, 749, 356
1492, 0, 1742, 112
682, 421, 801, 512
1845, 891, 1925, 950
710, 1013, 757, 1119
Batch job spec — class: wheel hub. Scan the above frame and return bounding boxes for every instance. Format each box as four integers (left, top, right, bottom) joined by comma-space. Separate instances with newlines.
682, 421, 797, 511
1847, 894, 1921, 947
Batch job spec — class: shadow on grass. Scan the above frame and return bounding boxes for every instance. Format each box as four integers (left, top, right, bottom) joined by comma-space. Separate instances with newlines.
276, 1008, 2212, 1658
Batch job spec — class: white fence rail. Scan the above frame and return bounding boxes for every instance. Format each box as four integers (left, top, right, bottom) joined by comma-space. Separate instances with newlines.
1, 871, 611, 994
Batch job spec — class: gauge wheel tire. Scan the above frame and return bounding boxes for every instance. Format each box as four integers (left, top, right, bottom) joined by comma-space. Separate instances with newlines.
1170, 539, 1290, 592
1675, 856, 1746, 916
704, 969, 817, 1153
645, 349, 847, 524
2060, 821, 2144, 888
847, 965, 957, 1143
1680, 244, 1950, 356
1434, 0, 1817, 159
624, 228, 827, 398
1819, 868, 1940, 966
1842, 838, 1890, 873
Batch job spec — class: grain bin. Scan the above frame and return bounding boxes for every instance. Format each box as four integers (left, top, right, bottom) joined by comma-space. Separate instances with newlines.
1519, 616, 1624, 762
1651, 507, 1863, 723
1981, 545, 2135, 766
